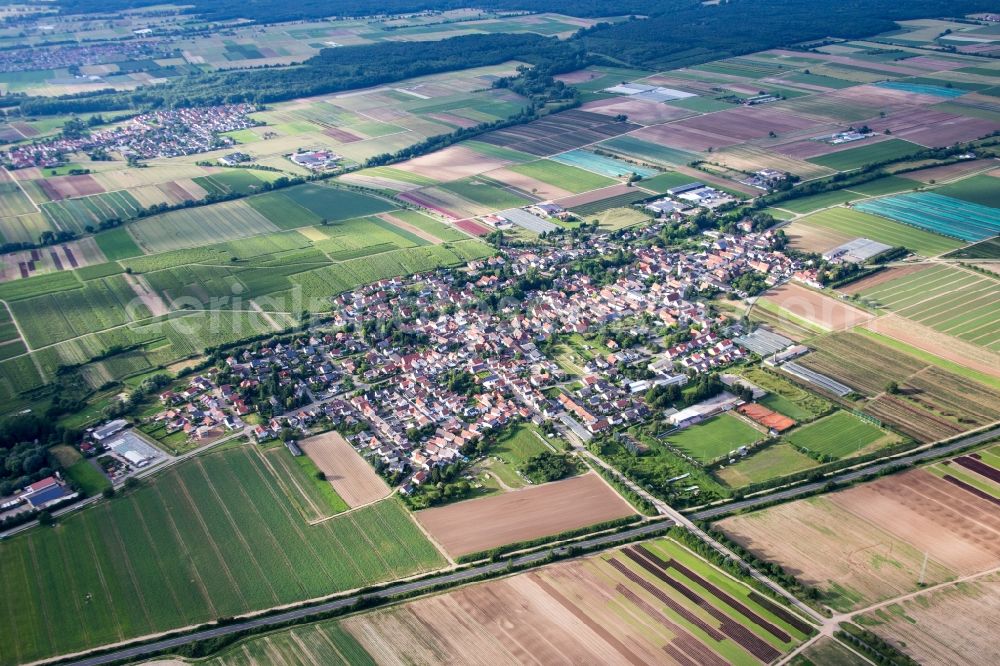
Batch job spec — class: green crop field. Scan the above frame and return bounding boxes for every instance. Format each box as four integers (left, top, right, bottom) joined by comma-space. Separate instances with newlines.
0, 445, 444, 666
283, 184, 395, 221
664, 412, 762, 463
507, 160, 616, 194
857, 264, 1000, 350
9, 275, 151, 347
263, 445, 349, 521
387, 209, 467, 242
40, 191, 143, 234
807, 139, 923, 171
932, 175, 1000, 208
786, 411, 887, 459
129, 200, 279, 254
246, 191, 322, 229
792, 207, 962, 256
439, 177, 533, 209
196, 620, 375, 666
636, 171, 702, 194
0, 270, 82, 301
193, 170, 267, 196
844, 175, 920, 197
944, 236, 1000, 259
770, 190, 862, 214
0, 181, 36, 217
570, 190, 652, 216
94, 227, 143, 260
716, 443, 819, 488
598, 135, 701, 166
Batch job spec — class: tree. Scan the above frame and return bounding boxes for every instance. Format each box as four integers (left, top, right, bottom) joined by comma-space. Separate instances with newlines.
37, 510, 55, 526
885, 381, 900, 394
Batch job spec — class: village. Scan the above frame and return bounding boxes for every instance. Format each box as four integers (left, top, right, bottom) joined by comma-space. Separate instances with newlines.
3, 103, 259, 168
81, 221, 807, 499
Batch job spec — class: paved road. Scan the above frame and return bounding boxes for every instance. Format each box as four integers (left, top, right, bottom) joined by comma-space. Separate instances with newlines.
692, 425, 1000, 520
62, 521, 671, 666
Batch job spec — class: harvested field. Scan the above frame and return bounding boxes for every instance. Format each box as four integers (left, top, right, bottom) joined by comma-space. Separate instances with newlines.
782, 220, 853, 253
298, 431, 390, 508
36, 174, 105, 201
343, 536, 809, 665
835, 470, 1000, 574
414, 472, 634, 557
718, 494, 956, 611
553, 183, 637, 209
859, 574, 1000, 666
632, 122, 742, 152
904, 158, 996, 183
395, 145, 517, 181
839, 264, 928, 294
581, 97, 693, 124
673, 106, 823, 141
455, 218, 491, 235
475, 109, 640, 157
761, 283, 873, 331
864, 314, 1000, 379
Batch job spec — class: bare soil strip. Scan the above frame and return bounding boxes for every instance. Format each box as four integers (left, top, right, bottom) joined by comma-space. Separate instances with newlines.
298, 431, 391, 508
415, 473, 634, 558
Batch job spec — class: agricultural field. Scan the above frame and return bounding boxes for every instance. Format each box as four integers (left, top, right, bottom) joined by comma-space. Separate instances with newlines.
932, 174, 1000, 208
856, 573, 1000, 666
759, 283, 873, 332
438, 176, 534, 210
343, 537, 812, 665
798, 330, 1000, 442
261, 445, 349, 522
854, 192, 1000, 242
158, 536, 811, 666
0, 445, 444, 666
415, 472, 634, 558
663, 413, 762, 464
298, 432, 390, 509
852, 263, 1000, 351
784, 411, 895, 460
785, 206, 963, 256
721, 460, 1000, 613
505, 158, 617, 193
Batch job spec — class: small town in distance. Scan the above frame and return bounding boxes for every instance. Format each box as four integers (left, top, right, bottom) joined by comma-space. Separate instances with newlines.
0, 1, 998, 665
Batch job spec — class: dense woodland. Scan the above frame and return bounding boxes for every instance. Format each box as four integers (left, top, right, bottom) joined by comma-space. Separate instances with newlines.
14, 0, 996, 116
20, 33, 580, 115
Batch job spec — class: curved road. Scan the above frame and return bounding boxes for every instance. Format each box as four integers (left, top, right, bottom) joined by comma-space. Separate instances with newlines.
62, 521, 671, 666
692, 425, 1000, 520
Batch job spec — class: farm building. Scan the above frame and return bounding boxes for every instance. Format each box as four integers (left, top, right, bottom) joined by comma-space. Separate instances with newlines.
822, 237, 893, 263
289, 150, 341, 170
91, 419, 128, 442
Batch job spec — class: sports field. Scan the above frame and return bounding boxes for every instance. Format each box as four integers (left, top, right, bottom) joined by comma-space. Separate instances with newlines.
664, 413, 762, 463
854, 192, 1000, 242
0, 445, 444, 666
856, 264, 1000, 351
785, 411, 889, 459
788, 206, 962, 256
806, 139, 923, 170
715, 443, 819, 488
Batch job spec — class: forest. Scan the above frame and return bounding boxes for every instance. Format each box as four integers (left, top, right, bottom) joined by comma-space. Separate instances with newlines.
21, 33, 579, 114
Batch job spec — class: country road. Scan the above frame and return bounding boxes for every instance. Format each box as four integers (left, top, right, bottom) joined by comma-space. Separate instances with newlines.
60, 521, 672, 666
691, 424, 1000, 520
